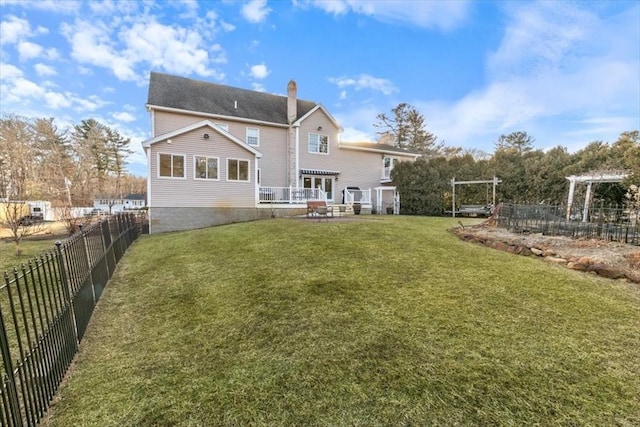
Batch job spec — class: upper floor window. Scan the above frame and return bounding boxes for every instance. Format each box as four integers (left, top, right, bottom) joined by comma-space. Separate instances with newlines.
308, 133, 329, 154
383, 156, 398, 180
246, 127, 259, 146
227, 158, 250, 182
194, 156, 219, 180
158, 153, 185, 178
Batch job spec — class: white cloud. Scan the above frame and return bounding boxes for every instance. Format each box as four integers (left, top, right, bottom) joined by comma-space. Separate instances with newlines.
329, 74, 398, 95
403, 2, 640, 152
0, 15, 32, 45
2, 0, 80, 14
307, 0, 471, 31
17, 41, 43, 61
34, 63, 56, 76
61, 17, 226, 82
221, 21, 236, 32
241, 0, 272, 23
340, 126, 373, 142
0, 73, 108, 114
250, 63, 269, 79
112, 111, 136, 122
0, 63, 23, 78
251, 82, 266, 92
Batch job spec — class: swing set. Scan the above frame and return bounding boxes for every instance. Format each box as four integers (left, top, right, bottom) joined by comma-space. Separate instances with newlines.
450, 176, 502, 217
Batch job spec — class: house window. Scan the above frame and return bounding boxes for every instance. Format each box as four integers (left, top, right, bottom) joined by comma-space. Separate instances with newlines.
308, 133, 329, 154
383, 156, 398, 180
194, 156, 219, 180
227, 159, 250, 182
246, 127, 259, 146
158, 153, 185, 178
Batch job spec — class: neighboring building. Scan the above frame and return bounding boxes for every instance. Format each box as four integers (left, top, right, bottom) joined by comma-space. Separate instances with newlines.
142, 72, 420, 233
93, 194, 147, 214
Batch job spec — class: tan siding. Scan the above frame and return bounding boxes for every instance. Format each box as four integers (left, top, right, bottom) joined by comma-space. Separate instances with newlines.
225, 123, 288, 187
154, 111, 204, 136
297, 109, 417, 205
153, 110, 289, 187
149, 126, 256, 207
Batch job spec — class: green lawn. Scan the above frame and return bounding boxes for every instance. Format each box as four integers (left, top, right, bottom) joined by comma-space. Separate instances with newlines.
0, 235, 62, 274
44, 217, 640, 426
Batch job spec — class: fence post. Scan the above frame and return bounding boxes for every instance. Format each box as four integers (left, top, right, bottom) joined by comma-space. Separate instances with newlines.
55, 242, 78, 345
0, 274, 23, 426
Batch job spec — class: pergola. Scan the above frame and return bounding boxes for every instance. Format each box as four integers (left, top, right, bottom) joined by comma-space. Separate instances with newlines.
566, 171, 628, 221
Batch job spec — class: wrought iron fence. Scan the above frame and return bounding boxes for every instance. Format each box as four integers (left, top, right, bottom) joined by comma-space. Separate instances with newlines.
496, 204, 639, 246
0, 213, 139, 426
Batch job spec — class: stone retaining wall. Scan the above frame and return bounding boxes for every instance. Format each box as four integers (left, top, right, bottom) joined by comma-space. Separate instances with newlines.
451, 228, 639, 284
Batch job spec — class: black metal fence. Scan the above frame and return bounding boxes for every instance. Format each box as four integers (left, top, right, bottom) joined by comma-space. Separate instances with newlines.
0, 213, 140, 426
496, 204, 640, 246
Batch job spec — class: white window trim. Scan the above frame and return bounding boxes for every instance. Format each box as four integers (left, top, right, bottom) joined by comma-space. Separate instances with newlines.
308, 133, 329, 155
246, 127, 260, 147
193, 155, 220, 181
157, 152, 187, 179
226, 158, 251, 182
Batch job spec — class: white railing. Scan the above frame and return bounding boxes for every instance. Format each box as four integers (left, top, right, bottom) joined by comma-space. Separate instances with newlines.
344, 189, 372, 205
259, 186, 326, 203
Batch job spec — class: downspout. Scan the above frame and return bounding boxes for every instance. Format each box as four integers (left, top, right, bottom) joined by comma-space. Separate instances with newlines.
147, 108, 154, 234
295, 125, 300, 190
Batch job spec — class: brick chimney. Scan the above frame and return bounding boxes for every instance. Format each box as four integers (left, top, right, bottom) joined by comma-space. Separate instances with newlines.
287, 80, 297, 124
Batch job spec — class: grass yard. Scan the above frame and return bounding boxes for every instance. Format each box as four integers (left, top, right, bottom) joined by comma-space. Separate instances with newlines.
44, 217, 639, 426
0, 236, 62, 274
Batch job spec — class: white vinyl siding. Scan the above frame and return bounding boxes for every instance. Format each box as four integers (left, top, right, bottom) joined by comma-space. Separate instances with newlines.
246, 127, 259, 146
308, 133, 329, 154
149, 128, 256, 208
158, 153, 185, 179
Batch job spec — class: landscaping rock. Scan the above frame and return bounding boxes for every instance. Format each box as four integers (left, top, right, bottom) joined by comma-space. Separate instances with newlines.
587, 263, 625, 279
567, 261, 590, 271
546, 257, 568, 264
530, 247, 543, 256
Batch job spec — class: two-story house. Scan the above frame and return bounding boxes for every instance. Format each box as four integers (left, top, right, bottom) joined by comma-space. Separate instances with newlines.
142, 72, 420, 233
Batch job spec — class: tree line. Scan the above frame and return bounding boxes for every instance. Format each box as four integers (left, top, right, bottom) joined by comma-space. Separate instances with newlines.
0, 114, 145, 206
375, 104, 640, 215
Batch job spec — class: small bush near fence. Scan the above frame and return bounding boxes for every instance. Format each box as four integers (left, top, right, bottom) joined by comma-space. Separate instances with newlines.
0, 213, 139, 427
496, 204, 640, 246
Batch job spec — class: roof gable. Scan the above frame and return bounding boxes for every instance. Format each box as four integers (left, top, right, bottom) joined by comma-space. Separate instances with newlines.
147, 72, 317, 125
141, 120, 262, 158
294, 104, 343, 132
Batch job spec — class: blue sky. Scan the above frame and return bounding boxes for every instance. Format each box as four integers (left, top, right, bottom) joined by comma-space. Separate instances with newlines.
1, 0, 638, 177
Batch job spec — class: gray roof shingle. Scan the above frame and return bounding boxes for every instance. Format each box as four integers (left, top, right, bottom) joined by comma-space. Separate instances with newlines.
147, 71, 317, 125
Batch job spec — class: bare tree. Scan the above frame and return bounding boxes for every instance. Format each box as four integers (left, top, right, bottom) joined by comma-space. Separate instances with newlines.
0, 201, 46, 255
374, 103, 442, 155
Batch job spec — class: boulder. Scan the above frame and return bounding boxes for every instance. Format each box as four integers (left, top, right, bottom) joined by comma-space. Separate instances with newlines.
567, 262, 590, 271
546, 257, 568, 264
530, 247, 543, 256
587, 263, 625, 279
